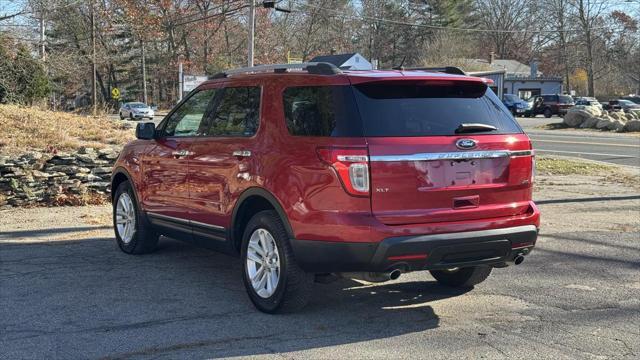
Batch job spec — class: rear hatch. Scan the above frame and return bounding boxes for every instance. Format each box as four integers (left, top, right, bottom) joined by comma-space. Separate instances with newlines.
351, 78, 534, 225
557, 94, 574, 111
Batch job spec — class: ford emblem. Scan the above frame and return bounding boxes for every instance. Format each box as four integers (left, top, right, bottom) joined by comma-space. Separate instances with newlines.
456, 139, 477, 150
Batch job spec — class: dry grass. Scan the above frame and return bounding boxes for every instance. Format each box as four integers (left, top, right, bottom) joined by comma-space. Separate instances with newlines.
537, 156, 640, 189
0, 104, 135, 155
536, 157, 614, 176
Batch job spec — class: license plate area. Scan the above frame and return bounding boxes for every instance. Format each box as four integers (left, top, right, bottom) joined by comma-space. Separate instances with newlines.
444, 158, 509, 187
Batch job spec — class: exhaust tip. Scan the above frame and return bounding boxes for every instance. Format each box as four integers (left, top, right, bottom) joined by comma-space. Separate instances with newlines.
514, 254, 525, 265
389, 269, 402, 280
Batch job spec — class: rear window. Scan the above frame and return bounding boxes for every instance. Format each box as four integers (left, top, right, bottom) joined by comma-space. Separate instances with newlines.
353, 81, 522, 137
559, 95, 573, 104
283, 86, 362, 137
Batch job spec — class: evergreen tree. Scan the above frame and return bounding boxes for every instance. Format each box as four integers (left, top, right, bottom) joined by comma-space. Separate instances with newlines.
0, 39, 50, 105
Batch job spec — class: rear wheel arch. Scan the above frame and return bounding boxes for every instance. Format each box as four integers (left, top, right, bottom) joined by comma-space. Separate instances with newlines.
230, 188, 294, 253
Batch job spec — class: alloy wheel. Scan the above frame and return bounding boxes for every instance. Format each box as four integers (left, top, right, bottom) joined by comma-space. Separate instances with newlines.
246, 228, 280, 298
115, 193, 136, 244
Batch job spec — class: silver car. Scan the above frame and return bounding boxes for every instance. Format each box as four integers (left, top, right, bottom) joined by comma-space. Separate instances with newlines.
119, 102, 154, 120
575, 97, 603, 112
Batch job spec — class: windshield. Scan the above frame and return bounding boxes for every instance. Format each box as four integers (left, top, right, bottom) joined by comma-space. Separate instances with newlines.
618, 100, 634, 105
129, 103, 147, 108
503, 94, 519, 102
353, 81, 522, 137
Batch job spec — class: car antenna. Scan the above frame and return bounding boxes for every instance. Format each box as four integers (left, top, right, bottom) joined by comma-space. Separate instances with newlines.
392, 56, 406, 71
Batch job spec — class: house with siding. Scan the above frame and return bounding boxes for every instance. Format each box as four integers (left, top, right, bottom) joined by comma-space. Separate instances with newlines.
465, 56, 563, 100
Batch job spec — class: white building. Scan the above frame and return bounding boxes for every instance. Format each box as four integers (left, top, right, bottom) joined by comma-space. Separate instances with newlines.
310, 53, 373, 70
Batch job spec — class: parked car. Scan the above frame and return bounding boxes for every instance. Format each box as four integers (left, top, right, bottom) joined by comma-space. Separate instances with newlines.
119, 102, 154, 120
111, 64, 539, 313
575, 97, 603, 112
502, 94, 530, 116
616, 99, 640, 113
530, 94, 574, 118
621, 95, 640, 105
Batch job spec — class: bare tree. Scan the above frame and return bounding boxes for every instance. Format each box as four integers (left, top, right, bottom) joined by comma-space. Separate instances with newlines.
570, 0, 610, 96
475, 0, 542, 60
543, 0, 574, 92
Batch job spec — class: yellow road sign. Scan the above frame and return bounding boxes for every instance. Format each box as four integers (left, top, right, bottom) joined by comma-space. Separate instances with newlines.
111, 87, 120, 99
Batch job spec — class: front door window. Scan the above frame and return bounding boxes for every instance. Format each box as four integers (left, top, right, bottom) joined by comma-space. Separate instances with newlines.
159, 89, 218, 137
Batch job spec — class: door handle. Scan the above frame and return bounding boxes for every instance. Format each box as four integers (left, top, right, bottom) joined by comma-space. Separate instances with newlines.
232, 150, 252, 158
171, 150, 193, 158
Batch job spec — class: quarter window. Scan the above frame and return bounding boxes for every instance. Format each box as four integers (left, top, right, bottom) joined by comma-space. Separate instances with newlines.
282, 86, 362, 137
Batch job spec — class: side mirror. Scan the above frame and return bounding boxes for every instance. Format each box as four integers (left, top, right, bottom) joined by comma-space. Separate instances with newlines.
136, 122, 156, 140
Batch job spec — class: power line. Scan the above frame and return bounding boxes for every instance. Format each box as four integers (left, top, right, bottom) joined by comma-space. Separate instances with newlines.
169, 0, 245, 24
1, 0, 84, 20
174, 3, 248, 27
291, 1, 612, 34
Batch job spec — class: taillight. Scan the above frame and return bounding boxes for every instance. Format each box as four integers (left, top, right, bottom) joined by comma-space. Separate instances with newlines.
527, 140, 536, 184
317, 147, 370, 196
531, 154, 536, 184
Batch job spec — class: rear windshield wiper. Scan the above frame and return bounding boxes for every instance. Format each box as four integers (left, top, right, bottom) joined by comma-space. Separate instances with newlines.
455, 123, 498, 134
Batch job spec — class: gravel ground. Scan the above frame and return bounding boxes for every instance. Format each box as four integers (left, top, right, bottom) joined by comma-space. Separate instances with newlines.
1, 174, 639, 359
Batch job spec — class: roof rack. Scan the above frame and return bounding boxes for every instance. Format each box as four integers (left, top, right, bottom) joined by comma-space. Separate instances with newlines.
209, 62, 342, 79
402, 66, 467, 76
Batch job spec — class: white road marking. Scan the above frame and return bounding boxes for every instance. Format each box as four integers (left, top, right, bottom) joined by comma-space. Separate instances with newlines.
533, 139, 640, 148
536, 149, 636, 158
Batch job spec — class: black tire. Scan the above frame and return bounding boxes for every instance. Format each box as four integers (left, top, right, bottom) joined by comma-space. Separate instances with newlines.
119, 112, 124, 120
544, 108, 552, 118
129, 112, 134, 120
113, 181, 159, 254
430, 266, 492, 288
241, 210, 314, 313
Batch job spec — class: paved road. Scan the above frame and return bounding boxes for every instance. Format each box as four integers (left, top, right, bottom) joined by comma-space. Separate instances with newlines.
527, 130, 640, 167
1, 174, 639, 359
517, 116, 640, 167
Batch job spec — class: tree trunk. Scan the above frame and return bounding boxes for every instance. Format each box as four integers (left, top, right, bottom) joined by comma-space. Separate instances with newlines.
585, 29, 595, 96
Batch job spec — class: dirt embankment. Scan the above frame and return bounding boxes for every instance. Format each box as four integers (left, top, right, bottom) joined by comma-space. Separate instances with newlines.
0, 104, 134, 156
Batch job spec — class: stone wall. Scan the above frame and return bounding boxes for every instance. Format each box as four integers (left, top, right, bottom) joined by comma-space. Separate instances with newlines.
0, 147, 120, 209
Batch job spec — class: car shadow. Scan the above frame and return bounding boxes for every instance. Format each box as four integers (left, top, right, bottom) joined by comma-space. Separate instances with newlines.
0, 225, 112, 240
535, 195, 640, 205
0, 233, 473, 359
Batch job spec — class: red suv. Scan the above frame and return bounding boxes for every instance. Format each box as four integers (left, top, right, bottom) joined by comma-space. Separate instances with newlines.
111, 63, 539, 313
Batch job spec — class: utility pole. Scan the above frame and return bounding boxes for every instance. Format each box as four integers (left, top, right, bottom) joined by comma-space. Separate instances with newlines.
91, 0, 97, 116
141, 39, 148, 104
247, 0, 255, 67
178, 62, 183, 102
39, 11, 45, 60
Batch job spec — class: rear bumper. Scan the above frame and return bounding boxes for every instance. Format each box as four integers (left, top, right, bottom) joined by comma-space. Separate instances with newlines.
291, 225, 538, 273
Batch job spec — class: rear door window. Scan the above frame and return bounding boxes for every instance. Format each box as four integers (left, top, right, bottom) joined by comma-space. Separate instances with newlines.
353, 81, 522, 137
206, 86, 261, 137
282, 86, 362, 137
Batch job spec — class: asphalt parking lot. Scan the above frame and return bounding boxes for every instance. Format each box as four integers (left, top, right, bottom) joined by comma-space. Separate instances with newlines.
1, 173, 639, 359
